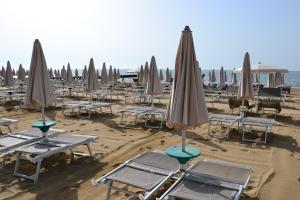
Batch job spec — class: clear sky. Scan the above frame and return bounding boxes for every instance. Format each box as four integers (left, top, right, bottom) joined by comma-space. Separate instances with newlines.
0, 0, 299, 70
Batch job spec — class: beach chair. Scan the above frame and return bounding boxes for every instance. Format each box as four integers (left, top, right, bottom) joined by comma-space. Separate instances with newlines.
208, 114, 241, 139
228, 97, 255, 114
120, 106, 153, 125
78, 102, 113, 118
160, 158, 251, 200
92, 151, 180, 200
0, 128, 65, 169
256, 88, 282, 118
241, 117, 275, 144
13, 134, 97, 183
0, 118, 18, 133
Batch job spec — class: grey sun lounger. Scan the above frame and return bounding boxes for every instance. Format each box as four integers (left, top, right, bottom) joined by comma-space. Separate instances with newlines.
0, 118, 18, 133
160, 159, 251, 200
208, 114, 241, 139
92, 151, 180, 200
13, 134, 97, 183
0, 128, 65, 169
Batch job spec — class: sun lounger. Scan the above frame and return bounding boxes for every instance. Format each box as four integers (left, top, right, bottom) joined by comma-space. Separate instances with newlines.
208, 114, 241, 139
0, 128, 65, 169
92, 151, 180, 200
143, 108, 166, 129
120, 106, 153, 125
0, 118, 18, 133
13, 134, 97, 183
241, 117, 275, 144
160, 158, 251, 200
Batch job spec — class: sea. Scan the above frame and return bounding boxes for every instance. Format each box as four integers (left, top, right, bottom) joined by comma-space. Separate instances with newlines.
71, 68, 300, 87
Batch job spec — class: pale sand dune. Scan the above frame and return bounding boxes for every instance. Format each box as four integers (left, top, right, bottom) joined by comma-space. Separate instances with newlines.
0, 89, 300, 200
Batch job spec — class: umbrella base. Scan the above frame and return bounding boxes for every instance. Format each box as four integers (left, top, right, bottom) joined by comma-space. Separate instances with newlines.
32, 120, 56, 135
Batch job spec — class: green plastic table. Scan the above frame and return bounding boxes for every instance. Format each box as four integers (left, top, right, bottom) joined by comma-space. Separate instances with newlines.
32, 120, 56, 133
165, 146, 201, 164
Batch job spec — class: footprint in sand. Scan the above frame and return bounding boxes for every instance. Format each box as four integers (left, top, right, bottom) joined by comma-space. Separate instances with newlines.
160, 140, 165, 144
241, 149, 248, 152
121, 134, 126, 136
129, 134, 133, 136
210, 149, 218, 152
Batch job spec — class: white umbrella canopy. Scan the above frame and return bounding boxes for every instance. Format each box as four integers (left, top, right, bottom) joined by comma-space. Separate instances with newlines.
82, 65, 87, 80
101, 62, 108, 84
139, 65, 144, 82
143, 62, 149, 84
25, 39, 55, 120
219, 66, 225, 89
166, 26, 208, 151
5, 61, 14, 86
75, 68, 79, 79
159, 68, 164, 81
86, 58, 99, 92
66, 63, 73, 84
145, 56, 162, 95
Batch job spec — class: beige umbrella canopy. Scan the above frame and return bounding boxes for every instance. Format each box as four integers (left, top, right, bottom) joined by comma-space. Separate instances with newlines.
224, 71, 227, 82
75, 68, 79, 79
82, 65, 87, 80
49, 68, 54, 79
108, 65, 113, 82
145, 56, 162, 96
12, 69, 16, 76
159, 68, 164, 81
113, 68, 117, 82
57, 70, 61, 79
166, 26, 208, 151
18, 64, 25, 81
208, 71, 212, 82
238, 52, 254, 118
66, 63, 73, 84
101, 62, 108, 84
5, 61, 14, 86
143, 62, 149, 84
219, 66, 225, 89
166, 67, 170, 82
211, 69, 216, 82
139, 65, 144, 82
61, 65, 67, 80
117, 68, 121, 79
1, 66, 5, 77
231, 70, 237, 84
96, 69, 100, 79
86, 58, 99, 93
25, 39, 54, 122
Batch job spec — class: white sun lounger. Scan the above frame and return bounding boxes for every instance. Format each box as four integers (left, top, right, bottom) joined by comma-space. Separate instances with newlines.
120, 106, 153, 125
0, 128, 65, 169
13, 134, 97, 183
0, 118, 18, 133
160, 159, 251, 200
92, 151, 180, 200
208, 114, 241, 139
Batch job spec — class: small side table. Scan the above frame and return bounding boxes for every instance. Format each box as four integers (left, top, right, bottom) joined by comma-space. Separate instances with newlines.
32, 120, 56, 139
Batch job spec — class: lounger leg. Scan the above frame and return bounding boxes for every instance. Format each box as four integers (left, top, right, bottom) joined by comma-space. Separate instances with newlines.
0, 155, 7, 169
120, 113, 124, 124
207, 121, 211, 138
7, 125, 12, 133
33, 161, 42, 184
105, 180, 113, 200
86, 144, 93, 157
13, 152, 21, 175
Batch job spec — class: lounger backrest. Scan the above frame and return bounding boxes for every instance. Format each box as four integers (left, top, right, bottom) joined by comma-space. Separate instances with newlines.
258, 88, 281, 98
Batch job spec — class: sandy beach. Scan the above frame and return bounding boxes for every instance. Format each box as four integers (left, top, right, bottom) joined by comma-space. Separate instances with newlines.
0, 88, 299, 200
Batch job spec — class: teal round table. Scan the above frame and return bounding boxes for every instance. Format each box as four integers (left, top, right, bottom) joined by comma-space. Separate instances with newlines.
32, 120, 56, 139
165, 146, 201, 164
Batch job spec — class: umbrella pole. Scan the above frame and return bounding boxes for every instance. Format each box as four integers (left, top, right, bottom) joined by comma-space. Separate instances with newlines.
241, 99, 245, 119
90, 92, 92, 103
182, 130, 186, 152
41, 107, 48, 140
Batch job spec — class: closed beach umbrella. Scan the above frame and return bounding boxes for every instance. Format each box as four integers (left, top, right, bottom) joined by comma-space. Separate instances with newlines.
268, 73, 275, 88
86, 58, 99, 101
274, 72, 282, 87
166, 67, 170, 82
5, 61, 14, 86
96, 69, 100, 79
75, 68, 79, 79
145, 56, 162, 96
18, 64, 25, 81
57, 70, 61, 79
82, 65, 87, 80
211, 69, 216, 82
208, 71, 212, 82
61, 65, 67, 80
49, 68, 54, 79
143, 62, 149, 84
224, 71, 227, 82
113, 68, 117, 82
231, 71, 237, 84
117, 68, 120, 79
12, 69, 16, 76
66, 63, 73, 84
108, 65, 113, 82
166, 26, 208, 151
159, 68, 164, 81
25, 39, 54, 126
101, 62, 108, 84
139, 65, 144, 82
238, 52, 254, 117
1, 66, 5, 77
219, 66, 225, 89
